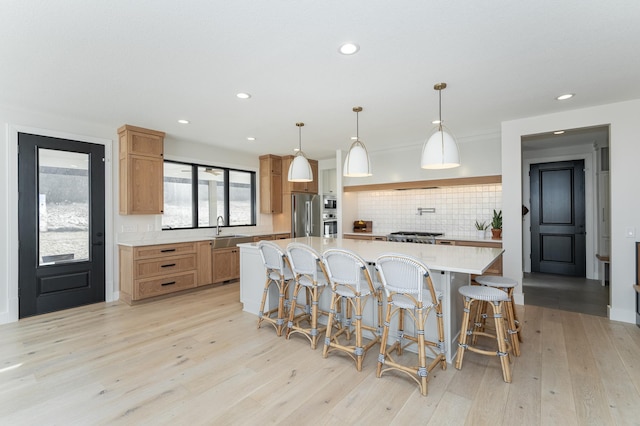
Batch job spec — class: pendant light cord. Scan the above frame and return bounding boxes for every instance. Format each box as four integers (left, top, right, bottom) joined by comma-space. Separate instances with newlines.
438, 87, 443, 132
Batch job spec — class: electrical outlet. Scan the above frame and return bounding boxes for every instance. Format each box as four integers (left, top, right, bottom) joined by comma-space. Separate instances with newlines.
147, 224, 154, 231
122, 224, 137, 232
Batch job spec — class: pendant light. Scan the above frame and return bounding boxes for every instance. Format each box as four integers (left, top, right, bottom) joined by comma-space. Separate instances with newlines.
343, 106, 372, 177
421, 83, 460, 169
288, 122, 313, 182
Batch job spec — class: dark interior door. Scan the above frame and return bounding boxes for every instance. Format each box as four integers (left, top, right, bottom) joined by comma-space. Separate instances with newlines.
18, 133, 105, 318
530, 160, 586, 276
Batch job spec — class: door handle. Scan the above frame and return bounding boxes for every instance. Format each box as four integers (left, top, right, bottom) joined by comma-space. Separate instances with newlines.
92, 241, 103, 246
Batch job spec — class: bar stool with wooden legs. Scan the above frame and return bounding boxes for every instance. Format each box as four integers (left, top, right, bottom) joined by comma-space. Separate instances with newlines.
473, 275, 522, 356
257, 241, 294, 336
374, 253, 447, 396
285, 243, 331, 349
322, 248, 383, 371
456, 285, 512, 383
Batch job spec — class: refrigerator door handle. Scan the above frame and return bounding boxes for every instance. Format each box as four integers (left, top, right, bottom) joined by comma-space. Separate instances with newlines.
305, 201, 311, 236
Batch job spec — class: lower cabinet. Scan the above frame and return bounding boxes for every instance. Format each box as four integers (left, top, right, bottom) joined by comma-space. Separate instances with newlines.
196, 240, 213, 286
343, 234, 387, 241
119, 242, 198, 304
212, 246, 240, 283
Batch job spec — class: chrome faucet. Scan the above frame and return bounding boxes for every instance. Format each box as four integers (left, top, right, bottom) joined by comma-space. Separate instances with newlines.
216, 215, 225, 236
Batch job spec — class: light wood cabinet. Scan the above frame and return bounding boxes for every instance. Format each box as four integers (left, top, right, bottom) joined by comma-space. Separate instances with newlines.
212, 247, 240, 283
259, 154, 283, 214
274, 233, 291, 240
119, 242, 197, 304
253, 235, 275, 242
282, 155, 318, 194
118, 125, 165, 215
196, 240, 213, 286
343, 234, 387, 241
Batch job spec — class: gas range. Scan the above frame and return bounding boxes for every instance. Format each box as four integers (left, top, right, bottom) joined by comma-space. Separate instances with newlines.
386, 231, 444, 244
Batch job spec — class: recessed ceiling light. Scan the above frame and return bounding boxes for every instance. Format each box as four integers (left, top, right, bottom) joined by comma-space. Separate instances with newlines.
553, 130, 565, 135
556, 93, 574, 100
339, 42, 360, 55
247, 137, 256, 141
178, 119, 190, 124
236, 92, 251, 99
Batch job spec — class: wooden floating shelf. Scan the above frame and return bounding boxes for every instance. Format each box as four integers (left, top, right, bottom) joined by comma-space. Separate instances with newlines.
343, 175, 502, 192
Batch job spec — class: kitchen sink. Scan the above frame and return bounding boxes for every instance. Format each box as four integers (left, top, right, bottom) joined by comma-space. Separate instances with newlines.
211, 234, 253, 249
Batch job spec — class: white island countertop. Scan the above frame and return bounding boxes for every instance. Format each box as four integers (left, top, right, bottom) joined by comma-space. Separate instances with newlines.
238, 236, 503, 275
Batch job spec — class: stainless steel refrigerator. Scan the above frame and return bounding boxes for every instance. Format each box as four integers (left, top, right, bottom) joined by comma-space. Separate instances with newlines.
291, 193, 321, 237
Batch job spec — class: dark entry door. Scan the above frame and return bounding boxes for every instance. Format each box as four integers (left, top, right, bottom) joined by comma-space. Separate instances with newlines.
18, 133, 105, 318
530, 160, 586, 276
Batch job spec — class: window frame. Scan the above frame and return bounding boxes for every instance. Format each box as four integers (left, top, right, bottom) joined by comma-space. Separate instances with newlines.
162, 159, 257, 230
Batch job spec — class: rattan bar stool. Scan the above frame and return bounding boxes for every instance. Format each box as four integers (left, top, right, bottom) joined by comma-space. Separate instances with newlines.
257, 241, 294, 336
374, 253, 447, 396
456, 285, 512, 383
322, 248, 383, 371
285, 243, 331, 349
474, 275, 522, 357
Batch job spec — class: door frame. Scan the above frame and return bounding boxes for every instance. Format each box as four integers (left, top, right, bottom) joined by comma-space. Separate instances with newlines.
6, 124, 114, 323
522, 151, 596, 279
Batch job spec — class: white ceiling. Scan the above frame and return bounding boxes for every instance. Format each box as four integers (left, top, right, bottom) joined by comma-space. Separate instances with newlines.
2, 1, 639, 161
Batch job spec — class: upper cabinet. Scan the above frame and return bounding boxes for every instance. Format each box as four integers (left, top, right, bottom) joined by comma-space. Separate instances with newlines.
118, 124, 165, 215
259, 154, 283, 214
282, 155, 318, 194
321, 168, 337, 194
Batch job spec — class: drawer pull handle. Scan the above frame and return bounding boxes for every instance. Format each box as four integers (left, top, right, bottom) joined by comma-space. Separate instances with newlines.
161, 263, 176, 268
161, 281, 176, 286
439, 241, 452, 245
160, 249, 176, 253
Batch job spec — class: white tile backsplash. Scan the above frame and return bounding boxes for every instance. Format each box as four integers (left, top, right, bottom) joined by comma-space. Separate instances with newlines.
355, 184, 502, 238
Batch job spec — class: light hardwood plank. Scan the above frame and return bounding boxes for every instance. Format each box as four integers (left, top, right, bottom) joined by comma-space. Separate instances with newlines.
1, 282, 640, 424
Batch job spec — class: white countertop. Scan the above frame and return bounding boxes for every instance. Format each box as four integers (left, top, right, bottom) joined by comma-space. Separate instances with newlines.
239, 236, 503, 275
118, 236, 214, 247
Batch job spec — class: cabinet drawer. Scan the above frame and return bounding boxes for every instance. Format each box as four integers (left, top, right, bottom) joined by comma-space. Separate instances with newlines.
134, 242, 196, 259
135, 271, 197, 300
134, 254, 197, 279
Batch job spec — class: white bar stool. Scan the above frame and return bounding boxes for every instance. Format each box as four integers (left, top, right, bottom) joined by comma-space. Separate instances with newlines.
285, 243, 331, 349
456, 285, 512, 383
474, 275, 522, 356
257, 241, 295, 336
375, 253, 447, 396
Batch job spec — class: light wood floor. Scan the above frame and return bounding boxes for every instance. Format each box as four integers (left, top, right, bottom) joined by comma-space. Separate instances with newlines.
2, 282, 640, 425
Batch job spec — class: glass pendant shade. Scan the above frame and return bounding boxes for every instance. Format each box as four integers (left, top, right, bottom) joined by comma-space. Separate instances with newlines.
343, 140, 372, 177
288, 152, 313, 182
421, 127, 460, 169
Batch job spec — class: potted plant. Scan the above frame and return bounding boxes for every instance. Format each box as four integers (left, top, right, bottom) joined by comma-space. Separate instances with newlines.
491, 209, 502, 239
474, 220, 488, 239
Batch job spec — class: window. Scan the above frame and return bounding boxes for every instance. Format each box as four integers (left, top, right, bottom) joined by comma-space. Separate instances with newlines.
162, 160, 256, 230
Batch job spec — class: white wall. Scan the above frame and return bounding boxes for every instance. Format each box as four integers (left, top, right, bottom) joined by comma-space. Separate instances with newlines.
502, 99, 640, 323
343, 132, 502, 186
339, 133, 503, 235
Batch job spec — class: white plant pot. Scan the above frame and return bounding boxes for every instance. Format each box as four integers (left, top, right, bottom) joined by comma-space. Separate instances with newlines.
476, 230, 486, 239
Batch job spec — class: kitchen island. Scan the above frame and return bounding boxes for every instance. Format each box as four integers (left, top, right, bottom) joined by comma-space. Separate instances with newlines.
238, 236, 503, 363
